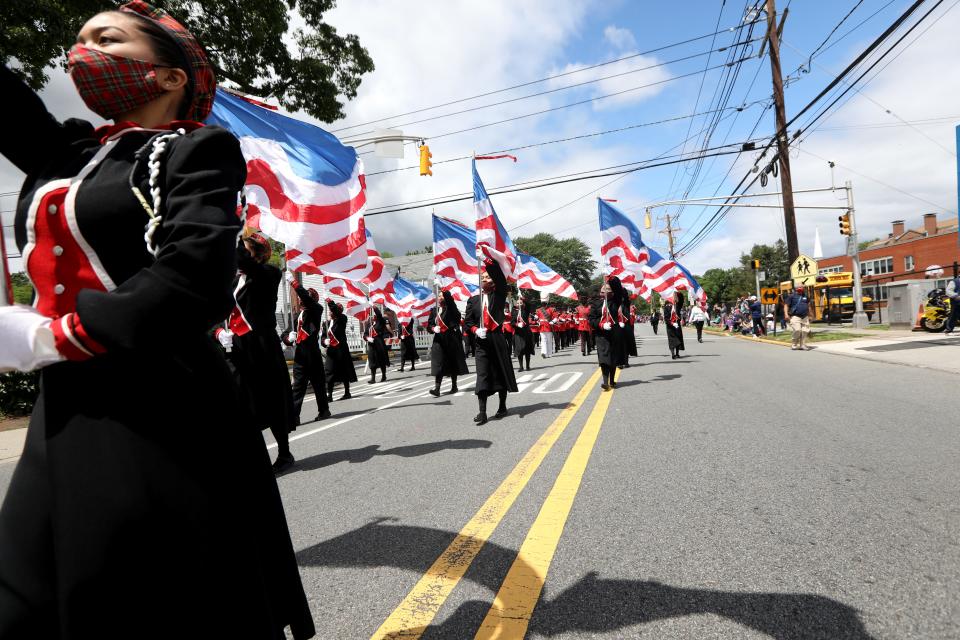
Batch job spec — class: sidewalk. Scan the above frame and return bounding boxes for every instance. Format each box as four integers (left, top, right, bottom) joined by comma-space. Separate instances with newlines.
0, 423, 28, 465
811, 330, 960, 375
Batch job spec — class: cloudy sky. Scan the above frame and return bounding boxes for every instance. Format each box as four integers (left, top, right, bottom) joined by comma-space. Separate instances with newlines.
3, 0, 959, 276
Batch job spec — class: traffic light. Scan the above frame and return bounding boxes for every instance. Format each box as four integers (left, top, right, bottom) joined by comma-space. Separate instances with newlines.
644, 208, 652, 230
751, 259, 760, 270
838, 212, 851, 235
419, 144, 433, 176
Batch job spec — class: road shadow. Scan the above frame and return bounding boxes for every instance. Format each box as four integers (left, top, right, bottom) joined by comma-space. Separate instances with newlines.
507, 401, 570, 419
291, 439, 491, 473
298, 521, 874, 640
614, 374, 682, 389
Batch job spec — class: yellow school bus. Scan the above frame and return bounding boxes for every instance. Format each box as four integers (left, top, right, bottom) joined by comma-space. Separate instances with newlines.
779, 272, 872, 322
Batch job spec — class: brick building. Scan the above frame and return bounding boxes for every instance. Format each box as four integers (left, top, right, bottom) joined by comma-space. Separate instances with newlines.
816, 213, 959, 303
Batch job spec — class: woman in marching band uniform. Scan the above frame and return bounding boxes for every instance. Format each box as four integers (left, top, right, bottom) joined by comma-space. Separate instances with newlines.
398, 316, 419, 372
577, 301, 593, 356
663, 292, 686, 359
285, 271, 331, 424
590, 277, 627, 390
364, 306, 391, 384
512, 296, 535, 371
0, 3, 313, 636
620, 294, 638, 367
537, 306, 555, 358
324, 299, 356, 400
428, 290, 469, 396
464, 259, 518, 424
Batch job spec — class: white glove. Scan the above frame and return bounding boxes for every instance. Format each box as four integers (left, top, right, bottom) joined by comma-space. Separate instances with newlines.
0, 306, 63, 372
432, 326, 441, 333
217, 328, 234, 349
618, 322, 625, 328
476, 328, 488, 340
284, 270, 295, 285
365, 336, 374, 343
602, 322, 612, 330
322, 339, 329, 347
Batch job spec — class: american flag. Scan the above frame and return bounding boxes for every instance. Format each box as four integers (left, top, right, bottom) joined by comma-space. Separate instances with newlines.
381, 276, 436, 321
598, 199, 649, 293
432, 215, 480, 301
207, 89, 368, 277
474, 160, 518, 280
516, 253, 578, 299
637, 247, 705, 304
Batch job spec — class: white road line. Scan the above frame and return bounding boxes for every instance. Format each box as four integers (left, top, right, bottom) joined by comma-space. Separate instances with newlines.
272, 375, 477, 449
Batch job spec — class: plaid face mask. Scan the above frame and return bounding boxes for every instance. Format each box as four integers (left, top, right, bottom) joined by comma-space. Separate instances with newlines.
68, 44, 166, 120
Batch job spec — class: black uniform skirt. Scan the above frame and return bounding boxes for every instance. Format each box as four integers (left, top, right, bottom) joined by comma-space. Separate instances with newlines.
513, 326, 535, 356
400, 335, 419, 362
0, 342, 314, 640
367, 336, 390, 369
230, 328, 296, 432
474, 332, 519, 395
324, 342, 358, 384
430, 330, 470, 377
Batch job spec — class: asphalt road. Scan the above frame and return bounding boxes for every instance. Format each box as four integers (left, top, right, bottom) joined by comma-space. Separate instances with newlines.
1, 325, 957, 639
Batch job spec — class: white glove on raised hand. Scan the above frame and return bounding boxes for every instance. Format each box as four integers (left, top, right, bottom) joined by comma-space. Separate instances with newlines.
618, 322, 625, 328
217, 328, 234, 349
322, 339, 330, 347
432, 326, 442, 334
284, 270, 296, 285
0, 306, 63, 372
602, 322, 612, 330
476, 328, 488, 340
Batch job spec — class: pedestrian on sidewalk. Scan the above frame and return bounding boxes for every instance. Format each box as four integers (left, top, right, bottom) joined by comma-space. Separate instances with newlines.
398, 316, 419, 372
688, 301, 707, 343
748, 295, 764, 338
785, 285, 812, 350
285, 272, 331, 423
944, 275, 960, 335
428, 290, 469, 396
465, 258, 518, 424
324, 299, 357, 400
0, 4, 314, 637
590, 277, 627, 390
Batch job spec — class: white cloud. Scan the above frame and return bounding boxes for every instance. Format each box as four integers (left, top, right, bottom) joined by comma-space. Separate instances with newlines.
604, 25, 636, 51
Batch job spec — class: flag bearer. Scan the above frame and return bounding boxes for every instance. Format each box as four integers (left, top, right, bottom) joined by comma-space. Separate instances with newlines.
465, 259, 518, 424
590, 277, 627, 390
324, 300, 357, 399
399, 316, 419, 372
285, 272, 331, 423
427, 290, 469, 396
0, 3, 313, 636
620, 295, 637, 367
364, 306, 391, 384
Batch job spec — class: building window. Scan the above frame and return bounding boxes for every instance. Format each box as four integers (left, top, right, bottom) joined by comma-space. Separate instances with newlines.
905, 255, 914, 272
864, 284, 889, 301
861, 256, 893, 277
818, 265, 843, 274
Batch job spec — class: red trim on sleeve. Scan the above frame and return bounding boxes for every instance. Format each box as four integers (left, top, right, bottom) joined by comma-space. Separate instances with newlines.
71, 314, 106, 354
470, 326, 478, 335
50, 315, 94, 361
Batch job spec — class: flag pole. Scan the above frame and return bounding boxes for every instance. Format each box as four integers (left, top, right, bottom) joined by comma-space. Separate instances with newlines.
0, 222, 12, 306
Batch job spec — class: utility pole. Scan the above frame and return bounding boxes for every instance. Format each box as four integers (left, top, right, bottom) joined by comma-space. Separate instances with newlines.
845, 180, 869, 329
766, 0, 800, 263
660, 213, 682, 259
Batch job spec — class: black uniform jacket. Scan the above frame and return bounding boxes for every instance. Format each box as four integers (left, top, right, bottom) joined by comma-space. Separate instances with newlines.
512, 303, 536, 356
400, 318, 420, 362
464, 260, 518, 395
324, 306, 358, 383
589, 281, 627, 367
620, 297, 638, 357
292, 284, 325, 362
428, 296, 469, 377
663, 302, 686, 352
0, 65, 313, 639
364, 310, 391, 368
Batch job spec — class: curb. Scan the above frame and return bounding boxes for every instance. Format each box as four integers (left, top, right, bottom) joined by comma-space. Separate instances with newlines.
703, 329, 790, 347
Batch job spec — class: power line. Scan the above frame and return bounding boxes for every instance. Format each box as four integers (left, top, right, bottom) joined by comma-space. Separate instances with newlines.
331, 20, 762, 134
364, 147, 748, 217
343, 41, 761, 139
807, 0, 866, 63
366, 101, 766, 176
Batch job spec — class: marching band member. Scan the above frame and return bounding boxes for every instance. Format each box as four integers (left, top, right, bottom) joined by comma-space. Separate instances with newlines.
464, 259, 518, 424
537, 306, 555, 358
590, 277, 627, 391
0, 3, 313, 636
502, 305, 515, 357
398, 316, 419, 372
427, 290, 469, 396
620, 294, 637, 367
285, 272, 331, 424
364, 306, 391, 384
324, 300, 356, 399
513, 296, 535, 372
577, 301, 593, 356
663, 292, 686, 360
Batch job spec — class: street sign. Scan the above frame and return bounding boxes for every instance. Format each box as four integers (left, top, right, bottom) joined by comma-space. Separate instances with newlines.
758, 271, 766, 281
760, 287, 779, 304
790, 254, 818, 281
793, 275, 816, 289
845, 234, 858, 257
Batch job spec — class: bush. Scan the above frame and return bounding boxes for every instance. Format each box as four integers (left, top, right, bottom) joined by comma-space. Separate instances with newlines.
0, 371, 40, 418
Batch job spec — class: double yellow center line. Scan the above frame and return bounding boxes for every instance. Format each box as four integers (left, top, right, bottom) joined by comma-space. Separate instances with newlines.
371, 368, 617, 639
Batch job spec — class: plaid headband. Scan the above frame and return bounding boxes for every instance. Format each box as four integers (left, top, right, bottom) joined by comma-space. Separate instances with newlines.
119, 0, 215, 121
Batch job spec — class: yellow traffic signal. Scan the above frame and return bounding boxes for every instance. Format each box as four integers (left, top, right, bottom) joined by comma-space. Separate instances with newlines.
419, 144, 433, 177
644, 209, 652, 229
838, 213, 851, 236
751, 259, 760, 270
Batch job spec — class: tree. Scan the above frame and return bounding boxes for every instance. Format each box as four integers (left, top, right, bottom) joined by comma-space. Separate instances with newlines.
10, 272, 33, 305
380, 251, 395, 259
1, 0, 374, 122
514, 233, 598, 301
739, 240, 790, 288
405, 245, 432, 256
698, 267, 753, 304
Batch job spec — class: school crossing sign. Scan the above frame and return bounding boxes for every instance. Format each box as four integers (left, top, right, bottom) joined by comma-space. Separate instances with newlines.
790, 254, 818, 288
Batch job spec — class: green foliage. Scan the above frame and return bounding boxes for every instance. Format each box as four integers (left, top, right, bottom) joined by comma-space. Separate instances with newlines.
0, 370, 40, 418
698, 267, 754, 304
11, 272, 34, 305
380, 251, 395, 259
1, 0, 374, 122
405, 245, 432, 256
739, 240, 790, 287
514, 233, 597, 302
